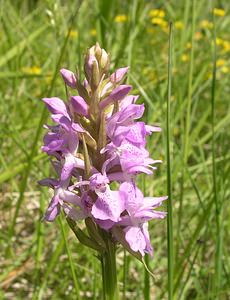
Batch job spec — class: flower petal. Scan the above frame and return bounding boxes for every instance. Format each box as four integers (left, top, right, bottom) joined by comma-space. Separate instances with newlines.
71, 96, 89, 116
42, 97, 68, 116
43, 195, 61, 222
125, 226, 146, 256
92, 189, 124, 222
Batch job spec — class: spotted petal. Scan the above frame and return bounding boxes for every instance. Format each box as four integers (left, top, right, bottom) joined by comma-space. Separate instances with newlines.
92, 188, 124, 222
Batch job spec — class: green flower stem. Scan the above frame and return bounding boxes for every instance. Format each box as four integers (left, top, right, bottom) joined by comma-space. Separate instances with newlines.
101, 238, 119, 300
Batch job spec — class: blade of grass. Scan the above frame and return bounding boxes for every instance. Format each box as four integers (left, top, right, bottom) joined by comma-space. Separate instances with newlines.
178, 0, 196, 242
211, 12, 222, 298
59, 217, 80, 299
95, 0, 114, 48
173, 196, 213, 293
178, 243, 201, 299
166, 22, 174, 300
127, 0, 138, 70
36, 238, 65, 300
129, 74, 154, 110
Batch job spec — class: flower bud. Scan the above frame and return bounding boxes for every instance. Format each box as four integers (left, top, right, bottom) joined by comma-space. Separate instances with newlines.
87, 43, 109, 74
84, 55, 100, 90
60, 68, 77, 88
100, 49, 109, 70
94, 42, 102, 61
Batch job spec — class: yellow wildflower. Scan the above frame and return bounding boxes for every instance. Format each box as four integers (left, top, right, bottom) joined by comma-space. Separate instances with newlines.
216, 59, 226, 67
114, 14, 128, 23
186, 42, 192, 49
223, 41, 230, 52
175, 21, 184, 29
149, 9, 165, 18
213, 8, 225, 17
22, 66, 41, 75
194, 31, 202, 40
181, 54, 189, 62
216, 37, 223, 46
221, 66, 229, 73
200, 20, 213, 29
69, 30, 78, 38
151, 17, 167, 28
90, 28, 97, 36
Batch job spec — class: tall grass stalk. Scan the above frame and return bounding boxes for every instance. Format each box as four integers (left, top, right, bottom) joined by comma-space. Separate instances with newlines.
211, 13, 222, 298
177, 0, 196, 246
166, 22, 174, 300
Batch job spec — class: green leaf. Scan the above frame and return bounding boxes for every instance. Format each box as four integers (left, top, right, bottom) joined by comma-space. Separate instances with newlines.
66, 217, 104, 252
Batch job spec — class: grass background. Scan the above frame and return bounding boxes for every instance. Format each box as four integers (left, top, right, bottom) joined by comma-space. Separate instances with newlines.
0, 0, 230, 299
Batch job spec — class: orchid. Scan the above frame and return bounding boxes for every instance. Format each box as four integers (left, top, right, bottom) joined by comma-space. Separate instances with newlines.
39, 43, 166, 299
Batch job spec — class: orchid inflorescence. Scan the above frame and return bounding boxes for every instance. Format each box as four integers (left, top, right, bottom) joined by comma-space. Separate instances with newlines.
39, 43, 166, 258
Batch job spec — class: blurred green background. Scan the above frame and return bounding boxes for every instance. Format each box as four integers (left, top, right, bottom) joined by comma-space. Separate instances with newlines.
0, 0, 230, 299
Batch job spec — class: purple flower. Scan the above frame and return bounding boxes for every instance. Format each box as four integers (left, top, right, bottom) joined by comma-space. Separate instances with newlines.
71, 96, 89, 117
124, 223, 152, 256
89, 173, 125, 222
39, 178, 86, 222
117, 182, 167, 255
102, 141, 160, 175
60, 68, 77, 89
100, 85, 132, 110
42, 97, 69, 116
106, 104, 145, 143
110, 67, 129, 83
39, 43, 166, 259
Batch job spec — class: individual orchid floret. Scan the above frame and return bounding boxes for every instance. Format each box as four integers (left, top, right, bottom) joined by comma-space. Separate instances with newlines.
60, 68, 77, 89
117, 182, 167, 256
110, 67, 129, 83
39, 177, 85, 222
71, 96, 89, 117
99, 85, 132, 109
